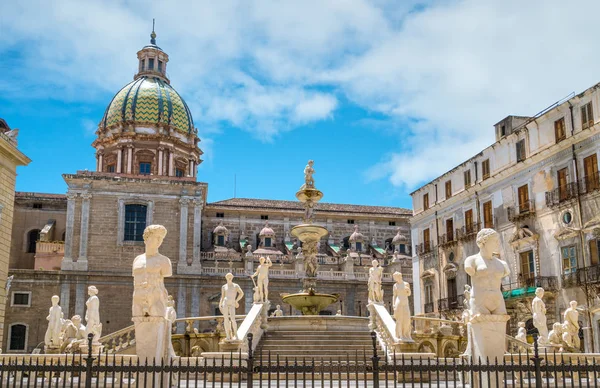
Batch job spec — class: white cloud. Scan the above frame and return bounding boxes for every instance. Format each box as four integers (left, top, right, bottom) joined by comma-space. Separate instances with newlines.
2, 0, 600, 187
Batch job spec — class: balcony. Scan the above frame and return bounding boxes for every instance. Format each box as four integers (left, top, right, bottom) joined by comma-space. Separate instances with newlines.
424, 302, 434, 314
507, 200, 536, 223
578, 172, 600, 195
501, 275, 558, 299
545, 182, 578, 208
561, 265, 600, 288
417, 241, 434, 256
438, 232, 457, 248
34, 241, 65, 271
438, 295, 465, 312
456, 222, 481, 241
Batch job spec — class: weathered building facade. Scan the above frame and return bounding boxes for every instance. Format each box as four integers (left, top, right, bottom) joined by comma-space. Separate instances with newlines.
410, 83, 600, 352
3, 32, 412, 353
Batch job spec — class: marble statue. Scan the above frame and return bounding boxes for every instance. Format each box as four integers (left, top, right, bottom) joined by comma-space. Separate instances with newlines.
271, 305, 283, 317
463, 285, 471, 311
548, 322, 563, 346
219, 273, 244, 341
562, 300, 580, 349
305, 200, 315, 222
515, 322, 527, 343
85, 286, 102, 343
336, 310, 342, 316
303, 244, 318, 278
464, 229, 510, 316
392, 271, 412, 341
132, 225, 172, 318
44, 295, 65, 348
5, 275, 13, 293
166, 295, 177, 334
60, 315, 86, 353
251, 256, 272, 303
531, 287, 549, 344
368, 259, 384, 304
304, 160, 315, 188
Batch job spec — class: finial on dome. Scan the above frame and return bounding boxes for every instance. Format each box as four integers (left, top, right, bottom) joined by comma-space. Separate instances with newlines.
150, 18, 157, 45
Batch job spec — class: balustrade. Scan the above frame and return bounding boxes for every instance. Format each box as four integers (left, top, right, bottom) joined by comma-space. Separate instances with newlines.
545, 182, 578, 207
507, 200, 536, 222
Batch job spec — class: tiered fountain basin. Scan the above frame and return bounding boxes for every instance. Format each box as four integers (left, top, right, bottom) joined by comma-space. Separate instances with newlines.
281, 291, 339, 315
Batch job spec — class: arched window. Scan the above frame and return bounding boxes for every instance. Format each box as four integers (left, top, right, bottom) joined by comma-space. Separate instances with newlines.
124, 204, 147, 241
27, 230, 40, 253
8, 324, 27, 351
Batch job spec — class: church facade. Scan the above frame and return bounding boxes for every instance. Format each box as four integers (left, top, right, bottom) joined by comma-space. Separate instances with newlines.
3, 32, 412, 352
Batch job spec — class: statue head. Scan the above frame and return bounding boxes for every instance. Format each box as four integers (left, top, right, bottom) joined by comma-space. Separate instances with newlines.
225, 272, 234, 282
276, 305, 281, 309
259, 256, 266, 264
143, 224, 168, 250
535, 287, 544, 298
393, 271, 403, 282
51, 295, 60, 306
475, 228, 500, 256
71, 315, 82, 325
372, 259, 379, 267
308, 160, 314, 167
464, 284, 471, 292
167, 295, 174, 307
518, 321, 525, 328
88, 285, 98, 296
569, 300, 577, 309
553, 322, 562, 332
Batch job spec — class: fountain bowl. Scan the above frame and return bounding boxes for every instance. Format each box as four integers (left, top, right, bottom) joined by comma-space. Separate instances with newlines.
290, 224, 329, 241
281, 291, 339, 315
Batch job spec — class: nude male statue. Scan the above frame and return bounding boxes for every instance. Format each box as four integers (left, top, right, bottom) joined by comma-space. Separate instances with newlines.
368, 259, 384, 304
464, 228, 510, 316
219, 273, 244, 341
532, 287, 549, 344
251, 256, 273, 303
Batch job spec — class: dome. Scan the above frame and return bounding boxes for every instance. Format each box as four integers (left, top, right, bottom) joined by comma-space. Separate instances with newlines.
349, 225, 364, 243
392, 229, 407, 245
100, 76, 195, 134
259, 222, 275, 237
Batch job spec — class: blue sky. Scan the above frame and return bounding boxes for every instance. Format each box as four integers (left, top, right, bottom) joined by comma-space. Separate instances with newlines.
2, 0, 600, 209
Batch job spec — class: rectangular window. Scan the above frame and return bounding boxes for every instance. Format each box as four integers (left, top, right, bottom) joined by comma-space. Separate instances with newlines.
581, 102, 594, 129
482, 159, 490, 180
261, 215, 269, 220
216, 212, 224, 218
500, 125, 506, 137
175, 168, 185, 177
158, 60, 163, 72
139, 162, 151, 175
465, 209, 474, 233
32, 203, 42, 209
264, 237, 272, 248
446, 218, 454, 241
557, 168, 568, 201
347, 219, 354, 224
519, 250, 535, 279
445, 180, 452, 199
589, 239, 599, 266
217, 235, 225, 246
423, 228, 430, 252
356, 241, 362, 251
399, 244, 406, 254
11, 292, 30, 307
464, 170, 471, 188
447, 278, 457, 301
9, 324, 27, 351
124, 204, 147, 242
554, 118, 566, 143
424, 284, 433, 305
107, 164, 116, 173
518, 184, 530, 213
423, 193, 429, 210
148, 58, 155, 70
516, 139, 526, 162
483, 201, 493, 229
583, 153, 599, 191
561, 245, 578, 274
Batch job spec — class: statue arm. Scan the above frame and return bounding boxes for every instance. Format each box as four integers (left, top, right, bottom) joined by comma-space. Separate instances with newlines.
235, 285, 244, 304
162, 258, 173, 278
219, 286, 225, 308
502, 261, 510, 278
464, 256, 476, 277
266, 258, 273, 267
405, 282, 411, 297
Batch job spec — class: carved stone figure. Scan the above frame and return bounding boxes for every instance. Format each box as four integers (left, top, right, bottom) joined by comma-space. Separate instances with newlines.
531, 287, 549, 345
303, 243, 318, 277
463, 285, 471, 311
562, 300, 580, 349
271, 305, 283, 317
166, 296, 177, 334
548, 322, 563, 346
60, 315, 86, 353
515, 322, 527, 343
132, 225, 172, 318
368, 260, 384, 304
84, 286, 102, 343
44, 295, 64, 349
303, 160, 315, 188
336, 310, 342, 316
392, 272, 412, 341
219, 273, 244, 341
464, 229, 510, 316
251, 256, 272, 303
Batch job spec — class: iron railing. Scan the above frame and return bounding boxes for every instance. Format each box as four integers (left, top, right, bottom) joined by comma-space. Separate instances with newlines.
456, 222, 480, 241
438, 232, 456, 247
507, 200, 536, 222
545, 182, 578, 207
438, 295, 465, 311
562, 265, 600, 288
502, 276, 559, 295
578, 171, 600, 195
424, 302, 434, 314
417, 241, 434, 255
1, 333, 599, 387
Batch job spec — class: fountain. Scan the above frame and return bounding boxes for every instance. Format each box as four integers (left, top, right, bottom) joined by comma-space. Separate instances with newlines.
281, 160, 339, 315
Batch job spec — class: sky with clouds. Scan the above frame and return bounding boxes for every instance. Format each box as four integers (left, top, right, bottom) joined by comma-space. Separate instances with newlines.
2, 0, 600, 209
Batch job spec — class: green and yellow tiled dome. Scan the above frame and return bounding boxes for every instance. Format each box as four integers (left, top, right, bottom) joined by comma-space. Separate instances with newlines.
100, 76, 194, 134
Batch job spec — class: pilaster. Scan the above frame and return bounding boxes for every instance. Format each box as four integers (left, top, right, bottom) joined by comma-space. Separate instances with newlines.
74, 192, 91, 271
116, 146, 123, 173
126, 145, 133, 174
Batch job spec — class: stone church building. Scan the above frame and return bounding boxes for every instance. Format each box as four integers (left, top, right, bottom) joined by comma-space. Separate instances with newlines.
3, 32, 412, 352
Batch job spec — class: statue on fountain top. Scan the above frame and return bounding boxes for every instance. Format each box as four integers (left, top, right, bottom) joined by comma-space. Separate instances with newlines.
303, 160, 315, 189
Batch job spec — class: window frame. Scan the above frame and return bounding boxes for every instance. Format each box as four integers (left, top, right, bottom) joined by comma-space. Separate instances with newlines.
10, 291, 31, 307
445, 180, 452, 199
483, 200, 493, 229
7, 323, 28, 352
516, 139, 526, 162
175, 168, 185, 178
25, 229, 40, 254
519, 250, 535, 279
355, 241, 362, 252
423, 193, 429, 210
139, 162, 152, 175
581, 102, 594, 130
347, 219, 355, 224
124, 204, 148, 242
561, 245, 578, 275
554, 117, 566, 143
117, 199, 154, 246
217, 235, 225, 246
106, 164, 116, 173
464, 170, 471, 188
216, 212, 224, 218
482, 159, 490, 180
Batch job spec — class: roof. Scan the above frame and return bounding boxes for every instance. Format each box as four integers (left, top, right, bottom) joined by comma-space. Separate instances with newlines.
207, 198, 412, 216
15, 192, 66, 201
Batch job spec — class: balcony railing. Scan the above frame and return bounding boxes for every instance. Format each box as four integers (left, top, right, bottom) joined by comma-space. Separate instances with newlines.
507, 200, 536, 222
578, 172, 600, 195
417, 241, 434, 256
456, 222, 481, 241
545, 182, 578, 208
438, 232, 457, 247
424, 302, 434, 314
438, 295, 465, 312
35, 241, 65, 254
561, 265, 600, 288
501, 275, 558, 297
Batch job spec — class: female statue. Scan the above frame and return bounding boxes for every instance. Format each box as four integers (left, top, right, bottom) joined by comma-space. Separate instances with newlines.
85, 286, 102, 343
392, 272, 412, 341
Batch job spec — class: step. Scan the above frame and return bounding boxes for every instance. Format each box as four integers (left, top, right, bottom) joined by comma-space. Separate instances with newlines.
259, 341, 376, 347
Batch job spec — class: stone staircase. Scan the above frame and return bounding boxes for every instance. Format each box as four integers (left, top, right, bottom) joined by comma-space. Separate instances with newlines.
255, 316, 381, 361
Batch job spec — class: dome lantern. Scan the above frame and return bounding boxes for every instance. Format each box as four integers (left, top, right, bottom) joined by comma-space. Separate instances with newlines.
135, 24, 169, 84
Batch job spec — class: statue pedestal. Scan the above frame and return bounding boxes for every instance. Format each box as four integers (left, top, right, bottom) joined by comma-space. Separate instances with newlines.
391, 340, 418, 353
468, 314, 510, 388
79, 342, 104, 355
177, 261, 202, 275
132, 316, 171, 362
44, 345, 61, 354
218, 339, 243, 353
